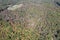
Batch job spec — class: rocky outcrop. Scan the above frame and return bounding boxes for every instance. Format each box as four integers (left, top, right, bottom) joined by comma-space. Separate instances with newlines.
54, 0, 60, 6
7, 4, 24, 11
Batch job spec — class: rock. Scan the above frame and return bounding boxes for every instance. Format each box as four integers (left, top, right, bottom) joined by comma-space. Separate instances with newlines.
54, 0, 60, 6
7, 4, 24, 11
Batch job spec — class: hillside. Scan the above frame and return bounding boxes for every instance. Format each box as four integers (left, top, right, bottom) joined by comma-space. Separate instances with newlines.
0, 0, 60, 40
